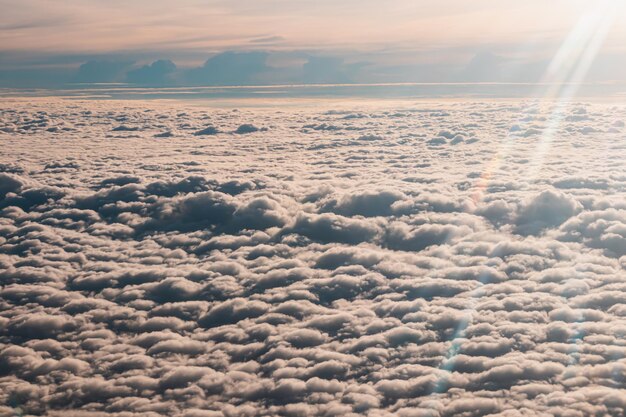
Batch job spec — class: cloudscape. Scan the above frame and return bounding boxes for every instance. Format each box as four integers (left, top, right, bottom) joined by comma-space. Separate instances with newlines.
2, 1, 626, 417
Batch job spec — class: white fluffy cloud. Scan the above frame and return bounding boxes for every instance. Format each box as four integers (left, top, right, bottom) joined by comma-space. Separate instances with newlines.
0, 99, 625, 416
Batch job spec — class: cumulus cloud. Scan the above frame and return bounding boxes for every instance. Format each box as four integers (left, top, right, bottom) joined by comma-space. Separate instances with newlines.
0, 99, 625, 416
126, 60, 177, 86
514, 189, 582, 235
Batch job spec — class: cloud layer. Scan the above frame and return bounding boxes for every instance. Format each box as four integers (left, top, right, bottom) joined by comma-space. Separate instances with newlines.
1, 98, 626, 416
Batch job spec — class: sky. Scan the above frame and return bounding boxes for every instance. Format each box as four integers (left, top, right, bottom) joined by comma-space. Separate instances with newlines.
1, 0, 626, 88
3, 2, 626, 415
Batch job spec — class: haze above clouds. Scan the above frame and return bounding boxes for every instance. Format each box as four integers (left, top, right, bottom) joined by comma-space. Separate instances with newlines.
2, 0, 626, 89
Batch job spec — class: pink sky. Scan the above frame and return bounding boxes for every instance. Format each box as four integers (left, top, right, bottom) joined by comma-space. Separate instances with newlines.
2, 0, 624, 59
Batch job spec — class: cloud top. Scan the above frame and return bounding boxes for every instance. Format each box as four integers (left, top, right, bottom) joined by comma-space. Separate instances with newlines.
0, 98, 625, 416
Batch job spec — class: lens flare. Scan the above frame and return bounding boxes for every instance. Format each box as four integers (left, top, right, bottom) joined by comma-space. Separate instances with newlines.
426, 0, 622, 402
